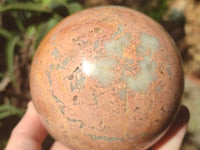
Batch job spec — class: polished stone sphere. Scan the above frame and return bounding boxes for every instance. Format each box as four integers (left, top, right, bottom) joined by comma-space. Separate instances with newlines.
30, 6, 184, 150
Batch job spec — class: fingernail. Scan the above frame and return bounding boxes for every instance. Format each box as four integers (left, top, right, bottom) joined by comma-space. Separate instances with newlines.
174, 105, 190, 128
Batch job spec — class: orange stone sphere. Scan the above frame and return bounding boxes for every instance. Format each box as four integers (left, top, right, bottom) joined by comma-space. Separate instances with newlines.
30, 6, 184, 150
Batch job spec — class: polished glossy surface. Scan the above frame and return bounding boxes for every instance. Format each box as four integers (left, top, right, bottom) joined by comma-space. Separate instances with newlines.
30, 6, 184, 150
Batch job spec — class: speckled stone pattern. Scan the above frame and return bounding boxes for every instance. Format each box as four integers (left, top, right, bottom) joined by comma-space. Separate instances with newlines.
30, 6, 184, 150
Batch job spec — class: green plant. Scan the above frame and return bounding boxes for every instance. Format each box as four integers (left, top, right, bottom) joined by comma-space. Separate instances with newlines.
0, 0, 83, 147
0, 104, 25, 120
141, 0, 168, 21
0, 0, 169, 148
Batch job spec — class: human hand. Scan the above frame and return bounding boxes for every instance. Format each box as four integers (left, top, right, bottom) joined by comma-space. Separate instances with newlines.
151, 105, 189, 150
5, 102, 189, 150
5, 102, 69, 150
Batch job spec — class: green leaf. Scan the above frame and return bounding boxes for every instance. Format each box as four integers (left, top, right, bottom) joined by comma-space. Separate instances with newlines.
0, 27, 13, 39
26, 25, 37, 38
0, 104, 25, 120
0, 73, 5, 78
141, 0, 168, 21
42, 0, 53, 5
47, 1, 82, 15
42, 0, 68, 6
6, 35, 20, 84
0, 2, 52, 14
68, 2, 83, 14
12, 12, 25, 32
0, 27, 23, 47
47, 1, 69, 16
34, 17, 60, 49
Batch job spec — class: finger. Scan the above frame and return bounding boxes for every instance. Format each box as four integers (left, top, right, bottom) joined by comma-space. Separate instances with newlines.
151, 105, 190, 150
5, 102, 47, 150
152, 125, 187, 150
50, 141, 72, 150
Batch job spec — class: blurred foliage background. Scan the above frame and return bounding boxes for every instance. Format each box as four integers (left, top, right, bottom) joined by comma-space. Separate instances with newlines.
0, 0, 200, 149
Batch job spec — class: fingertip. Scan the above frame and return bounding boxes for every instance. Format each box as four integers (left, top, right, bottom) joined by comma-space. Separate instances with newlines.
5, 101, 47, 150
50, 141, 72, 150
27, 101, 33, 109
175, 105, 190, 128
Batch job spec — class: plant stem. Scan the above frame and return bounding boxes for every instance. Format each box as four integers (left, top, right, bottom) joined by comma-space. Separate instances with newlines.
0, 2, 52, 14
0, 27, 12, 39
0, 27, 23, 47
6, 35, 20, 85
0, 104, 25, 120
